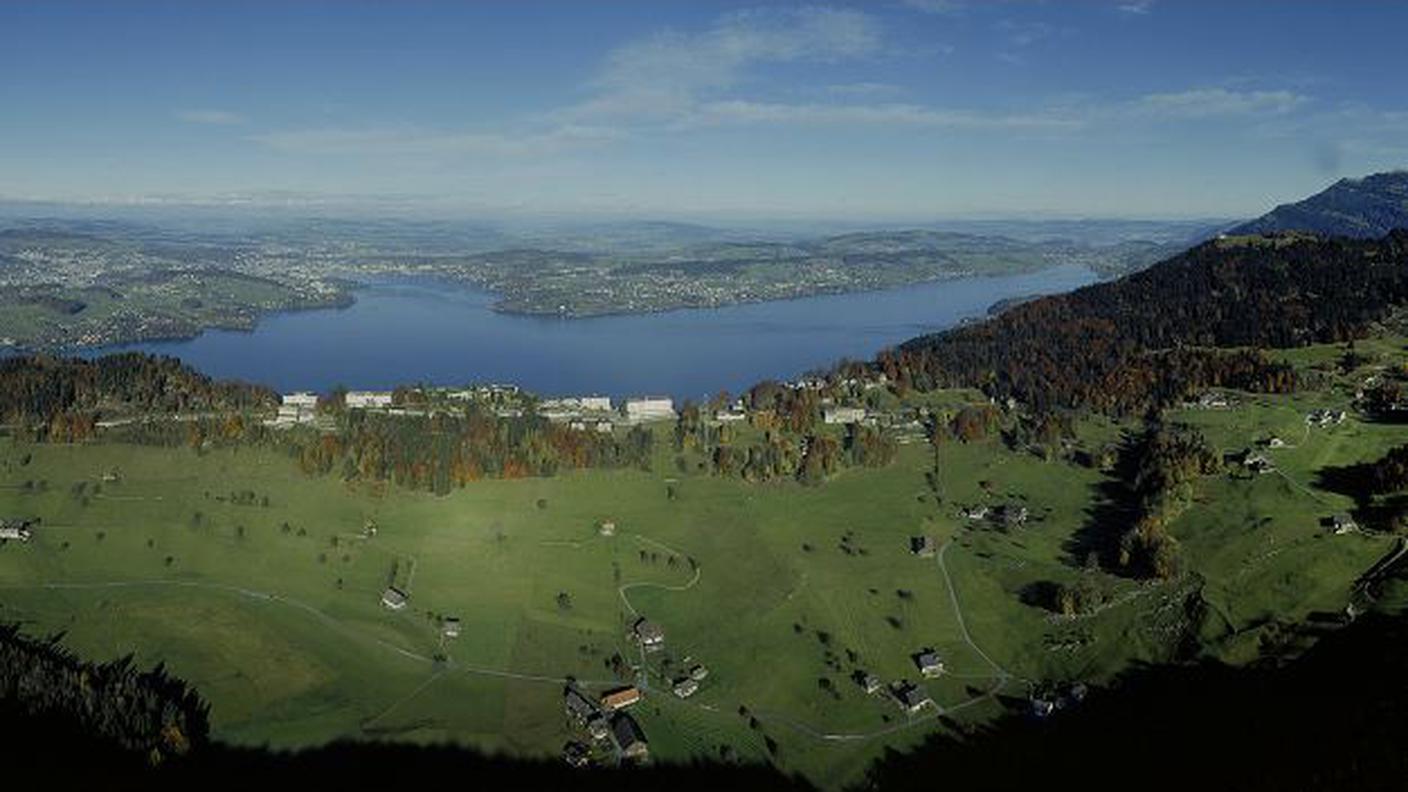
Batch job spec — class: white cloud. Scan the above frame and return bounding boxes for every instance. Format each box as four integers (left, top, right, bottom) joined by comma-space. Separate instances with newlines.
1117, 0, 1155, 15
177, 109, 246, 125
1133, 88, 1309, 119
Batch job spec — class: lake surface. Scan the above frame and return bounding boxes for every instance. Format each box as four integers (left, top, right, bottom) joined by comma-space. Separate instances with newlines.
100, 265, 1096, 400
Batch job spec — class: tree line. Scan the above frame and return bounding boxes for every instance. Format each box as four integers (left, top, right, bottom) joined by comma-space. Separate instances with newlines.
0, 353, 275, 440
0, 623, 208, 765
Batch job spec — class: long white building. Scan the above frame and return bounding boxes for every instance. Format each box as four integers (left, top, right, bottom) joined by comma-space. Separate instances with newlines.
346, 391, 394, 409
624, 396, 676, 423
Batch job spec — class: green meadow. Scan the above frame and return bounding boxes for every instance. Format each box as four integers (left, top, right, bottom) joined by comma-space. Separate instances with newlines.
1, 337, 1404, 786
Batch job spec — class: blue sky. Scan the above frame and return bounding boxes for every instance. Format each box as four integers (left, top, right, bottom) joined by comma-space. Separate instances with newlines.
1, 1, 1405, 219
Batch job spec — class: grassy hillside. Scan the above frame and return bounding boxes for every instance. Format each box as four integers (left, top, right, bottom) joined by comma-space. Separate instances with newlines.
2, 333, 1403, 786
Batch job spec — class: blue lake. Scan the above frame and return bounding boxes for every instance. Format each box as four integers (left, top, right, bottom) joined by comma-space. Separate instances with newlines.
100, 265, 1096, 400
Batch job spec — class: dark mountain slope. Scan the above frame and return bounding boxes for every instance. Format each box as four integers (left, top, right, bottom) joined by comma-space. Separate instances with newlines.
1232, 171, 1408, 237
882, 231, 1408, 413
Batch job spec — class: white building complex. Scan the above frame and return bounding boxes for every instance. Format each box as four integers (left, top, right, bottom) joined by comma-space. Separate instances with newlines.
823, 406, 867, 425
624, 397, 676, 423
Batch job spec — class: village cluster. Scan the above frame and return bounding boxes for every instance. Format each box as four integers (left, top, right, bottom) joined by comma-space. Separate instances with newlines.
557, 616, 713, 767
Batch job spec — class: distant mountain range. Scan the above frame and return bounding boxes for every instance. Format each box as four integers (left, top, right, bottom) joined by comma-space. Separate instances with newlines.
1232, 170, 1408, 238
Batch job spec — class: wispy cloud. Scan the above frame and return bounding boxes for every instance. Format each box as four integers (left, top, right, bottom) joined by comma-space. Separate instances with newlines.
566, 7, 883, 124
1117, 0, 1156, 15
687, 100, 1081, 131
248, 124, 621, 157
176, 109, 246, 125
1133, 88, 1309, 119
901, 0, 964, 14
824, 82, 906, 98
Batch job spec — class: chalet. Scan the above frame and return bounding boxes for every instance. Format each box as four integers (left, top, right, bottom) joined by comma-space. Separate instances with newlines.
0, 519, 33, 542
910, 535, 937, 558
609, 712, 649, 760
632, 617, 665, 651
599, 686, 642, 711
1031, 696, 1056, 718
562, 740, 591, 768
1330, 514, 1358, 535
1194, 391, 1230, 410
1264, 436, 1287, 449
854, 670, 883, 695
1244, 453, 1275, 474
892, 681, 933, 713
1307, 409, 1348, 428
688, 664, 710, 681
441, 616, 462, 639
961, 505, 990, 521
996, 503, 1029, 529
380, 586, 409, 610
914, 650, 945, 678
565, 687, 600, 724
672, 678, 700, 698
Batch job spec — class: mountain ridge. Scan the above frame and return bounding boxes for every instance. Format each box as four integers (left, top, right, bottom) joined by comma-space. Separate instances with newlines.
1231, 170, 1408, 238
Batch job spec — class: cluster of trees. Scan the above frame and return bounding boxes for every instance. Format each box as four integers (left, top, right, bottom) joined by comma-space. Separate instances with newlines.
286, 408, 655, 494
880, 232, 1408, 414
0, 624, 208, 764
0, 353, 275, 440
1100, 424, 1222, 579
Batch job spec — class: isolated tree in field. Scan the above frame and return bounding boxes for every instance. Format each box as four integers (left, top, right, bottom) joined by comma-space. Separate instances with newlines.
556, 591, 573, 611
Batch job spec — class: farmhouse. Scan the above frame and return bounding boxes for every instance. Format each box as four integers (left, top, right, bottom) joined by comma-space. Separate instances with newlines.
609, 712, 649, 760
587, 714, 610, 741
672, 678, 699, 698
441, 616, 461, 638
600, 686, 642, 711
914, 650, 945, 678
823, 406, 867, 425
346, 391, 393, 409
565, 687, 600, 724
598, 520, 617, 537
0, 519, 34, 542
624, 397, 676, 423
910, 535, 937, 558
380, 586, 409, 610
688, 664, 709, 681
891, 681, 933, 713
632, 617, 665, 650
562, 740, 591, 768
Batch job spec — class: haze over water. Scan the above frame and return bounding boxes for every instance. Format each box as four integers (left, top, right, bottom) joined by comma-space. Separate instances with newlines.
99, 265, 1095, 400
